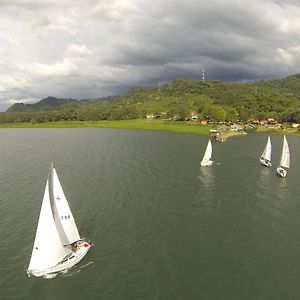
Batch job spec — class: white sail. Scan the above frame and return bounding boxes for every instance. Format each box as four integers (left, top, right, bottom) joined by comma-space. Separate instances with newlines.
28, 180, 70, 272
51, 167, 80, 246
280, 135, 290, 169
201, 140, 213, 166
261, 136, 272, 161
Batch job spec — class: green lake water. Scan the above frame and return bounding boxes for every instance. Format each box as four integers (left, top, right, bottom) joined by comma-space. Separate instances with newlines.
1, 128, 300, 299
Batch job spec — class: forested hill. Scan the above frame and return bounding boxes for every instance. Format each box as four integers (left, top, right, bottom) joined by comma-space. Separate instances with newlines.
3, 74, 300, 123
7, 96, 79, 112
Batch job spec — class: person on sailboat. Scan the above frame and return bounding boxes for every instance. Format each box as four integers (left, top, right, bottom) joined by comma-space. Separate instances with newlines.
71, 242, 78, 252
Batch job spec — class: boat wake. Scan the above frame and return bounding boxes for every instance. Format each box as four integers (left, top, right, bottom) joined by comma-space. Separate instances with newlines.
40, 260, 94, 279
80, 260, 94, 269
43, 273, 58, 279
61, 261, 94, 278
198, 176, 205, 182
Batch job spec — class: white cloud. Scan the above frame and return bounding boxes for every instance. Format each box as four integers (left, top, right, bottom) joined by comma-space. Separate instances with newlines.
275, 48, 294, 65
65, 44, 92, 57
18, 59, 78, 77
7, 98, 36, 105
0, 75, 27, 92
86, 0, 139, 21
277, 5, 300, 33
275, 45, 300, 67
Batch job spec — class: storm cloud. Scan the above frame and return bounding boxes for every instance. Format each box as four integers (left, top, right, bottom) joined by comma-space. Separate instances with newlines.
0, 0, 300, 110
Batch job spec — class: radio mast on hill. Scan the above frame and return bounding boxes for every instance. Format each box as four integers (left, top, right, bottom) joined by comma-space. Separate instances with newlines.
202, 69, 205, 82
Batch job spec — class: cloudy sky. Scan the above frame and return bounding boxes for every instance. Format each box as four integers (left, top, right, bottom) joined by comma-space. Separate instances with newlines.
0, 0, 300, 111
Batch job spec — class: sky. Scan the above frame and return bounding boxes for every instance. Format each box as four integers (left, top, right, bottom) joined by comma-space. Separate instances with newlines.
0, 0, 300, 111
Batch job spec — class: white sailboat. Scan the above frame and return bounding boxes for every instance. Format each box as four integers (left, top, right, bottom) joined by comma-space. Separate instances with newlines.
200, 140, 213, 166
259, 136, 272, 167
27, 162, 90, 277
276, 135, 290, 178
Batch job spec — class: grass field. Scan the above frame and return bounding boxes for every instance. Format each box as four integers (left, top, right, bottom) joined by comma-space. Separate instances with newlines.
0, 119, 213, 135
1, 119, 299, 137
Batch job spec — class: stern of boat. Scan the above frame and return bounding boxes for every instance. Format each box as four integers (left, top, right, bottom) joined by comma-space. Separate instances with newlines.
260, 158, 271, 167
276, 167, 287, 178
76, 240, 91, 256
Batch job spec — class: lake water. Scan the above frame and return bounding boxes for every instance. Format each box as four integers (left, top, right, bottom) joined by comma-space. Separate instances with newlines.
1, 128, 300, 299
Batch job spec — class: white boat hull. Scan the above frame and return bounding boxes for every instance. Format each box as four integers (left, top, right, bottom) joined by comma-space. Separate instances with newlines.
27, 241, 90, 277
201, 160, 213, 167
259, 157, 271, 167
276, 167, 287, 178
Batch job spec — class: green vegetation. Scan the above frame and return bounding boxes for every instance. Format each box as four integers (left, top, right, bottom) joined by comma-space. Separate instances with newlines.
2, 74, 300, 127
256, 125, 300, 136
0, 119, 213, 135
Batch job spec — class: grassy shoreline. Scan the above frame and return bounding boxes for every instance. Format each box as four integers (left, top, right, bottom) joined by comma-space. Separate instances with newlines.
0, 119, 299, 137
256, 125, 300, 136
0, 119, 213, 135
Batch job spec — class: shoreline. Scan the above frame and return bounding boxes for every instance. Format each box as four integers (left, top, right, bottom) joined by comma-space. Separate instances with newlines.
0, 119, 299, 137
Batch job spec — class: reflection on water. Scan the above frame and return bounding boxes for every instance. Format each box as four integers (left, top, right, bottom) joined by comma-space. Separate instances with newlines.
198, 166, 215, 191
278, 176, 287, 189
256, 164, 290, 222
258, 167, 271, 191
275, 176, 288, 205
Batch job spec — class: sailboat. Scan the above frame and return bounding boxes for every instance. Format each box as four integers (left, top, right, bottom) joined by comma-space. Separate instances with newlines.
200, 140, 213, 166
276, 135, 290, 178
27, 162, 90, 277
259, 136, 272, 167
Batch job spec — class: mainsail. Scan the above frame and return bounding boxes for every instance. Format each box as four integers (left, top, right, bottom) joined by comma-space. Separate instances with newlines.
261, 136, 272, 161
201, 140, 213, 166
280, 135, 290, 169
28, 180, 70, 272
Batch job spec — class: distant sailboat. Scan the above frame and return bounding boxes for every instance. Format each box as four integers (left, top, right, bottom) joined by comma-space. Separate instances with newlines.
201, 140, 213, 166
27, 162, 90, 277
276, 135, 290, 178
259, 136, 272, 167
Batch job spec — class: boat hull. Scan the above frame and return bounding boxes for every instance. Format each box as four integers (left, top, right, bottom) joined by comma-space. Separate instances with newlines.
276, 167, 287, 178
201, 160, 213, 167
27, 241, 90, 277
259, 157, 271, 167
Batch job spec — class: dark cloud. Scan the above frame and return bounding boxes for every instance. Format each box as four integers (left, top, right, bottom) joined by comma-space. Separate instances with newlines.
0, 0, 299, 110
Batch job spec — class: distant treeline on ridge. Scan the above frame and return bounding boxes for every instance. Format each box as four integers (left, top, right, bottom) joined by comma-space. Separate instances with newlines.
2, 74, 300, 124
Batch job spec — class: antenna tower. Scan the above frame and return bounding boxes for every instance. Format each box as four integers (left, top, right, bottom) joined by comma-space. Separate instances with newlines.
202, 69, 205, 82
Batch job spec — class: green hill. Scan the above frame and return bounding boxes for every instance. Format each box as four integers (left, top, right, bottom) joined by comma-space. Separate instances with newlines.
2, 74, 300, 124
7, 96, 80, 112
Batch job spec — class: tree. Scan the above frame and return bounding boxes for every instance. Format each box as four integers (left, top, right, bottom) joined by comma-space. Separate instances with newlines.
203, 105, 226, 122
225, 107, 238, 122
